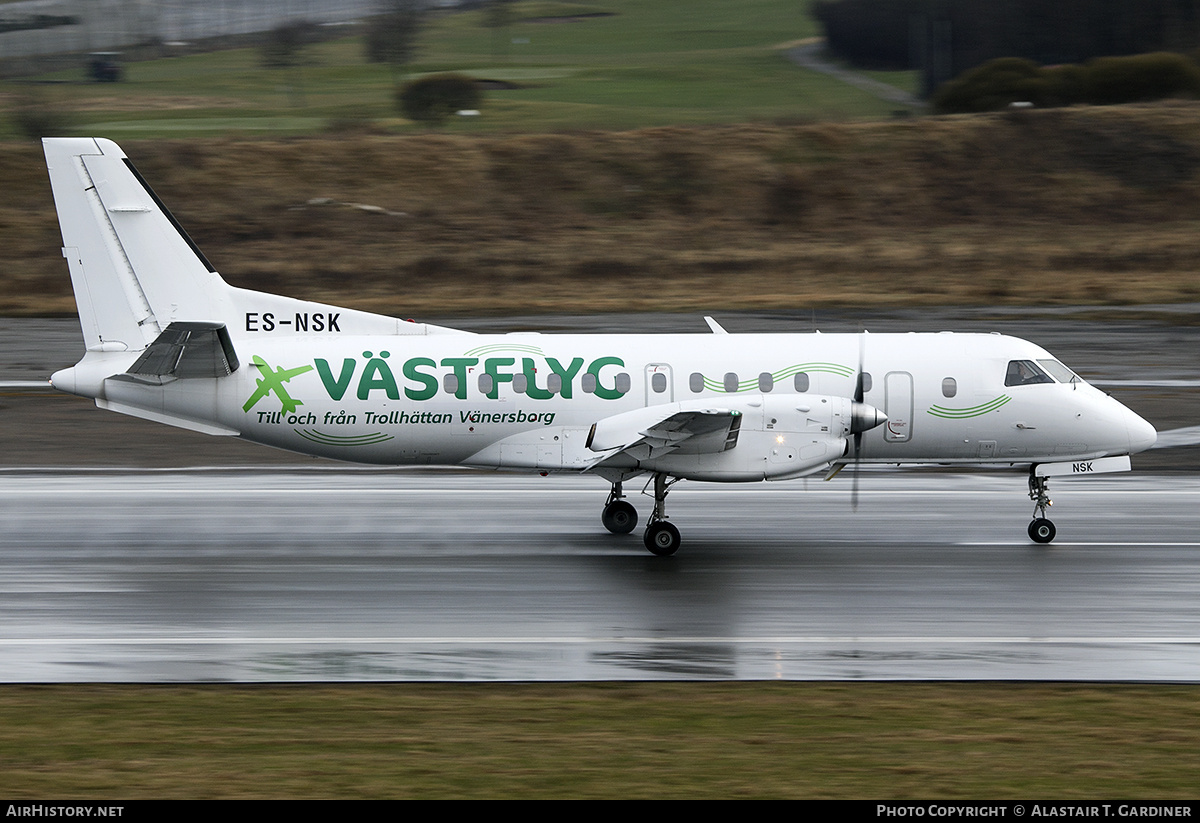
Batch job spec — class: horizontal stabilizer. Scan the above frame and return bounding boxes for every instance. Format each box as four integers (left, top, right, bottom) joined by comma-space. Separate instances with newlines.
95, 398, 240, 437
122, 322, 239, 384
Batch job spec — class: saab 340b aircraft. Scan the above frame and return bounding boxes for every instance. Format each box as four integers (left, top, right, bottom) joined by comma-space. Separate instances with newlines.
42, 138, 1157, 555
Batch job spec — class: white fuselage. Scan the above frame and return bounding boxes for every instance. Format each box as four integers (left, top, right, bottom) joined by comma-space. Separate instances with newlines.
39, 137, 1162, 550
72, 328, 1155, 481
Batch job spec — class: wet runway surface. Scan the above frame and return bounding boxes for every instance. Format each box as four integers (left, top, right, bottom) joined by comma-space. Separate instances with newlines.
1, 311, 1197, 681
2, 470, 1198, 682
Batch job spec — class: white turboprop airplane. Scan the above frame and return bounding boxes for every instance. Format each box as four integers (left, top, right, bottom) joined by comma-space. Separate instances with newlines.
43, 137, 1158, 555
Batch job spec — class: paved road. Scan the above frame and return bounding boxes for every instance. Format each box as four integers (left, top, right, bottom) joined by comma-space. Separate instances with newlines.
786, 39, 922, 108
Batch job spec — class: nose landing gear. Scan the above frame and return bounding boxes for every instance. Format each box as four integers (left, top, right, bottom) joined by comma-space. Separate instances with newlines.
1027, 470, 1056, 544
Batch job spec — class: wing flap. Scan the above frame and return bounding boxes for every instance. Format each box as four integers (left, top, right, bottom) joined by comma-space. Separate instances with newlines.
585, 404, 743, 470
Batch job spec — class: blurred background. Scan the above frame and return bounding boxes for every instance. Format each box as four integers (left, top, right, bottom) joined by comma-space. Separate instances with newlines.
2, 0, 1199, 324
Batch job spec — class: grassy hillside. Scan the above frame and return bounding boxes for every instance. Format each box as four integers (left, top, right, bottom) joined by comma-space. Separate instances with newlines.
0, 0, 909, 138
5, 103, 1200, 317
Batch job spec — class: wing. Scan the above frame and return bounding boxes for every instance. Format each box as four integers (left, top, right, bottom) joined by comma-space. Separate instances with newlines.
584, 403, 743, 470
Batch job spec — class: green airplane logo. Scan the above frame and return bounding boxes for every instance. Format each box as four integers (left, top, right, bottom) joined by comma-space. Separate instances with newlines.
243, 355, 314, 414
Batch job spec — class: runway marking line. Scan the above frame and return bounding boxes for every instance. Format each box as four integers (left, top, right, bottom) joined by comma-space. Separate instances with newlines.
961, 542, 1200, 547
2, 636, 1199, 646
4, 487, 1200, 497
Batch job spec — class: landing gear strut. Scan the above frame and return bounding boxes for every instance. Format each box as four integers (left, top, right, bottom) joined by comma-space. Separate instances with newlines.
601, 481, 638, 535
643, 473, 681, 556
1027, 469, 1056, 544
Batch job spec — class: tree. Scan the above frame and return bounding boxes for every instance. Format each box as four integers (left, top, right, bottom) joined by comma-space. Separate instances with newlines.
365, 0, 424, 84
261, 20, 319, 70
260, 20, 320, 107
482, 0, 518, 60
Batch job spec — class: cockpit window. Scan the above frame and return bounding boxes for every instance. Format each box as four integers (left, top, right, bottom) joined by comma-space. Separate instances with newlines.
1005, 360, 1054, 387
1037, 359, 1082, 384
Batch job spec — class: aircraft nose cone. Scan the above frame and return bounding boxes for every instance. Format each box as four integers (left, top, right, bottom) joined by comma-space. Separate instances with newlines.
1125, 407, 1157, 454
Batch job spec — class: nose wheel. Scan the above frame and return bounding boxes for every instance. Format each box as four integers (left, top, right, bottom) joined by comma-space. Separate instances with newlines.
1028, 517, 1056, 543
1027, 470, 1056, 544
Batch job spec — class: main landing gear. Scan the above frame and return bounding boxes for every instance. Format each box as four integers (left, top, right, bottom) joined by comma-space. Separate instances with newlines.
1027, 469, 1056, 544
643, 473, 681, 557
600, 474, 682, 556
601, 482, 638, 535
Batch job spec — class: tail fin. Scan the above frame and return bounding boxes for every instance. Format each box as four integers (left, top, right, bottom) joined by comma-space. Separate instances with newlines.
43, 137, 231, 353
45, 138, 462, 361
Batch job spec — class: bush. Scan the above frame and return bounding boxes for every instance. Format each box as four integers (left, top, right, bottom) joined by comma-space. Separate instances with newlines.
396, 74, 481, 122
933, 52, 1200, 113
1083, 52, 1200, 105
932, 58, 1055, 113
816, 0, 1200, 86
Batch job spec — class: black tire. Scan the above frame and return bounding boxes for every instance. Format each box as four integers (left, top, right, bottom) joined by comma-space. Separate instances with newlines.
602, 500, 638, 535
1028, 518, 1056, 544
644, 521, 681, 556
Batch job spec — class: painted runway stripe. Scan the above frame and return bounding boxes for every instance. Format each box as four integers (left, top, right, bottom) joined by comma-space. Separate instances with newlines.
962, 542, 1200, 547
1, 636, 1198, 646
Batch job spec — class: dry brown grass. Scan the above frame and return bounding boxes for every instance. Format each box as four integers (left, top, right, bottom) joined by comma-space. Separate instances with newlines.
7, 102, 1200, 317
2, 682, 1199, 797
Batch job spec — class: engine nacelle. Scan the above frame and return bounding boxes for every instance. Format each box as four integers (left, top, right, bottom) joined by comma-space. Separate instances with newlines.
635, 393, 885, 482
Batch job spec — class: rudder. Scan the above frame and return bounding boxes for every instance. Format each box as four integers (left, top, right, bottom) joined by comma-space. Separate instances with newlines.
43, 137, 230, 353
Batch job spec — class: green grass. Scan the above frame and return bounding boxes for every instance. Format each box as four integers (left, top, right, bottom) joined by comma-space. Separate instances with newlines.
0, 0, 916, 139
1, 683, 1199, 798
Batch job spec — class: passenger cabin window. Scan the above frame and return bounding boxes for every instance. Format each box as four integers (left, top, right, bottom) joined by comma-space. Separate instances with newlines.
1005, 360, 1054, 387
859, 373, 872, 394
651, 372, 667, 393
724, 373, 739, 392
478, 373, 494, 394
547, 373, 562, 394
942, 377, 957, 398
444, 374, 459, 395
758, 372, 773, 392
512, 373, 528, 394
690, 372, 704, 393
615, 373, 631, 394
794, 372, 809, 392
581, 373, 597, 393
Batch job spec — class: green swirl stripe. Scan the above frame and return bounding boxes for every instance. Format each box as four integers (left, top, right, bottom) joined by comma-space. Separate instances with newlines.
294, 429, 395, 446
701, 362, 855, 393
926, 395, 1012, 419
463, 344, 546, 357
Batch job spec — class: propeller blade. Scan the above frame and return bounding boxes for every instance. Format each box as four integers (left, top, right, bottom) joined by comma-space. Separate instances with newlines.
853, 332, 864, 510
850, 442, 861, 511
850, 330, 876, 512
854, 333, 865, 404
